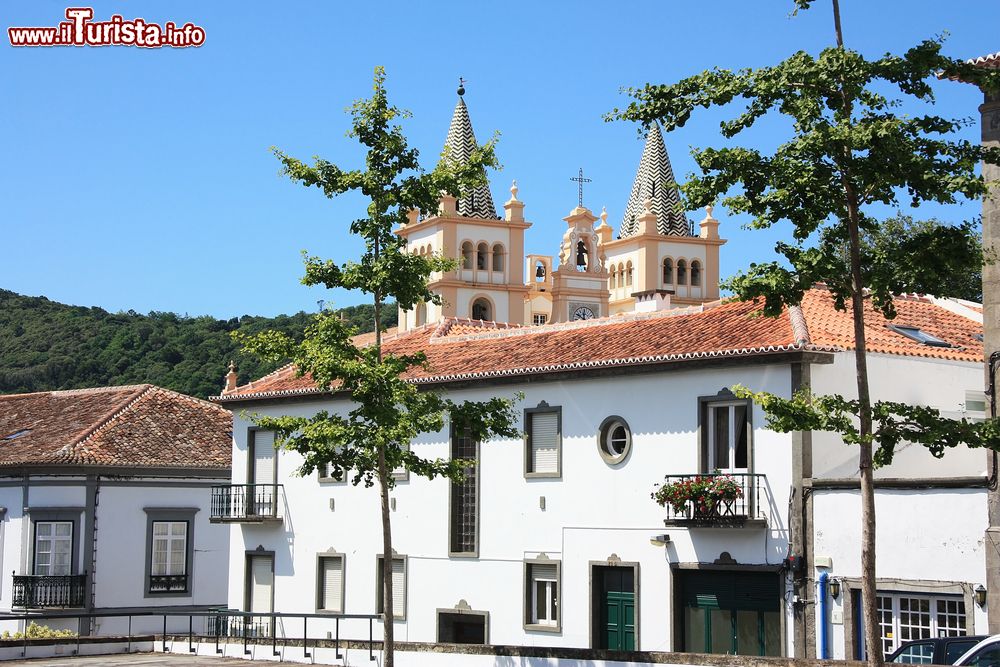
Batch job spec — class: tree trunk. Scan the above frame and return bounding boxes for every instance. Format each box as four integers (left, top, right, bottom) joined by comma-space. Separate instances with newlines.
372, 233, 395, 667
844, 184, 882, 667
378, 443, 394, 667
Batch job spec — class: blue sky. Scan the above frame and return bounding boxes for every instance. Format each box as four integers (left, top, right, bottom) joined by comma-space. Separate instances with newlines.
2, 1, 997, 318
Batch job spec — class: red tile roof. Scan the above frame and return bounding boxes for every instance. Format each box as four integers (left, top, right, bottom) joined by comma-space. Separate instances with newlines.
217, 289, 983, 403
971, 51, 1000, 68
0, 385, 232, 469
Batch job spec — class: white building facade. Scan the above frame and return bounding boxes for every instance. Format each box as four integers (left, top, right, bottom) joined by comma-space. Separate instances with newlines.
0, 384, 233, 636
217, 288, 989, 659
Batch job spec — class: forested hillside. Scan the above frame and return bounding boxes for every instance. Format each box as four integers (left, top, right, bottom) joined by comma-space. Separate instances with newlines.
0, 290, 396, 399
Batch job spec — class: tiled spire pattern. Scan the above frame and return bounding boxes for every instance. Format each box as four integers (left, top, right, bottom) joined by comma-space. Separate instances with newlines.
620, 122, 689, 237
443, 97, 498, 219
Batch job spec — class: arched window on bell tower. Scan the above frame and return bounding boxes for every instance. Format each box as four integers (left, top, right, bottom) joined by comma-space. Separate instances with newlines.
492, 243, 504, 272
461, 242, 474, 270
663, 258, 674, 286
471, 298, 491, 321
677, 259, 688, 285
690, 260, 702, 287
476, 243, 489, 270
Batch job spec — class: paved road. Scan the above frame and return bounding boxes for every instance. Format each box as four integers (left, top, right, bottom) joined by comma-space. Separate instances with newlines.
2, 654, 283, 666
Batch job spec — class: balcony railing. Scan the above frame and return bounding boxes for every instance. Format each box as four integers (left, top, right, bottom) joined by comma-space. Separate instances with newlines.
12, 573, 87, 608
658, 473, 768, 527
210, 484, 282, 523
149, 573, 189, 594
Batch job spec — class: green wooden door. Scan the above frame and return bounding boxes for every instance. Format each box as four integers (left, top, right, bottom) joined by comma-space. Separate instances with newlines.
679, 571, 781, 656
600, 567, 635, 651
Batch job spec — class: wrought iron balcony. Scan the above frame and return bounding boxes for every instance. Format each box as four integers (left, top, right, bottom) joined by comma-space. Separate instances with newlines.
210, 484, 282, 523
657, 473, 768, 527
149, 573, 189, 594
12, 573, 87, 608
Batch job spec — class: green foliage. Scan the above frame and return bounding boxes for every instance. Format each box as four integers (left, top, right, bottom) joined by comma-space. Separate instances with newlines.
0, 288, 395, 399
1, 622, 77, 640
735, 386, 1000, 467
240, 67, 521, 492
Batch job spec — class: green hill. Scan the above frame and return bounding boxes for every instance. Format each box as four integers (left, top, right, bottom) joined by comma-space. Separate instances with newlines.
0, 290, 396, 399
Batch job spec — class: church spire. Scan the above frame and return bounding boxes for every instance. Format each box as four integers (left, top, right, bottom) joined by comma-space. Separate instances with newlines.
619, 122, 688, 237
442, 84, 498, 219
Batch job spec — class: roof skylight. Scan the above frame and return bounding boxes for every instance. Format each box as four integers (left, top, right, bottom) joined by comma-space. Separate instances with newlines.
888, 325, 951, 348
2, 429, 31, 441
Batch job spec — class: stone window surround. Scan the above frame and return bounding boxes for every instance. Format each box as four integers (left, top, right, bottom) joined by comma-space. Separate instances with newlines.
523, 556, 562, 633
315, 550, 346, 614
143, 507, 198, 598
839, 577, 976, 660
375, 553, 408, 621
523, 401, 562, 479
25, 507, 84, 577
597, 415, 632, 466
448, 423, 480, 558
436, 604, 490, 644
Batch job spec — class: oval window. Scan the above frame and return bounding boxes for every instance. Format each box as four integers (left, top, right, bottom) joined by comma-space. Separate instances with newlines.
598, 416, 632, 465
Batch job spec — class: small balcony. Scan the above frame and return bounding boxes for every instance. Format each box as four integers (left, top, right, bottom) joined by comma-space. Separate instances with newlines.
210, 484, 282, 524
148, 573, 189, 594
659, 473, 768, 528
12, 573, 87, 608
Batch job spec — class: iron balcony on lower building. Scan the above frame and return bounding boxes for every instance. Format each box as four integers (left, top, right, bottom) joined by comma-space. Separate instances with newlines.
12, 573, 87, 608
148, 573, 189, 594
659, 473, 769, 527
210, 484, 283, 524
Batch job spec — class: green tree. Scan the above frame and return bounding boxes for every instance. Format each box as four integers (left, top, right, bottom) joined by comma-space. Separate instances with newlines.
609, 1, 1000, 663
236, 67, 520, 667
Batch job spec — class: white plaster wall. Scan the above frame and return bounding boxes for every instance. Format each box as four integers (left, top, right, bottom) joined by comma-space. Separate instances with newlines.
812, 487, 989, 659
456, 225, 511, 248
94, 482, 229, 610
810, 353, 986, 479
224, 363, 795, 650
455, 288, 509, 322
0, 486, 26, 614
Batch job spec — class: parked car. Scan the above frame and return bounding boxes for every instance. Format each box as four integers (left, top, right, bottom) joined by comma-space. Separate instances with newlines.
889, 636, 987, 665
955, 635, 1000, 667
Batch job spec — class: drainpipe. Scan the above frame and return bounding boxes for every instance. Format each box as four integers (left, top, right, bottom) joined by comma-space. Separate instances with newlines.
819, 571, 830, 659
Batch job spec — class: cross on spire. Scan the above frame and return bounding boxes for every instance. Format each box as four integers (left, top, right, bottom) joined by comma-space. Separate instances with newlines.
570, 168, 591, 207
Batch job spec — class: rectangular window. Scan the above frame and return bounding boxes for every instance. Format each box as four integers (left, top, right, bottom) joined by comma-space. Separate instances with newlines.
861, 592, 967, 658
705, 401, 749, 473
525, 407, 560, 477
438, 610, 488, 644
966, 390, 987, 421
152, 521, 187, 576
449, 427, 478, 555
525, 561, 559, 629
375, 556, 406, 619
317, 555, 344, 613
34, 522, 72, 576
532, 314, 547, 326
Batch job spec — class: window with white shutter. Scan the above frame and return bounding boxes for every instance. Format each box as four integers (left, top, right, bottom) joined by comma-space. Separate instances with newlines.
376, 556, 406, 620
525, 560, 560, 630
317, 555, 344, 613
525, 406, 561, 477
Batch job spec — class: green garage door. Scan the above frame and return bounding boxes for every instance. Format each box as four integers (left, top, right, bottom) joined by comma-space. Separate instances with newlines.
679, 571, 781, 656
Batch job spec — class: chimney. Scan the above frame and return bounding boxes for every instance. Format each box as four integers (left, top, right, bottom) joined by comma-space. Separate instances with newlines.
633, 289, 673, 313
223, 360, 238, 394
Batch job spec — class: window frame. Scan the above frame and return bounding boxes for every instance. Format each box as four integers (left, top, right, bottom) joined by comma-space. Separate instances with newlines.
143, 508, 197, 598
315, 552, 346, 614
524, 403, 562, 479
698, 389, 753, 475
448, 423, 480, 557
375, 554, 407, 620
27, 508, 83, 579
597, 415, 632, 465
524, 558, 561, 633
32, 521, 74, 577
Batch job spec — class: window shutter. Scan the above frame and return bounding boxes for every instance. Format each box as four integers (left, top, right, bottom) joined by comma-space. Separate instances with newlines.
391, 558, 405, 617
532, 563, 557, 582
253, 431, 276, 485
321, 557, 343, 612
530, 412, 559, 473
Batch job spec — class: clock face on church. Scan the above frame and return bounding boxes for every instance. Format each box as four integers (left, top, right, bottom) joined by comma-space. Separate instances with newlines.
573, 306, 596, 321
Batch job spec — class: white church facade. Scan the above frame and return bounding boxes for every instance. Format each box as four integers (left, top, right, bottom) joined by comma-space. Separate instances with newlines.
213, 90, 993, 660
